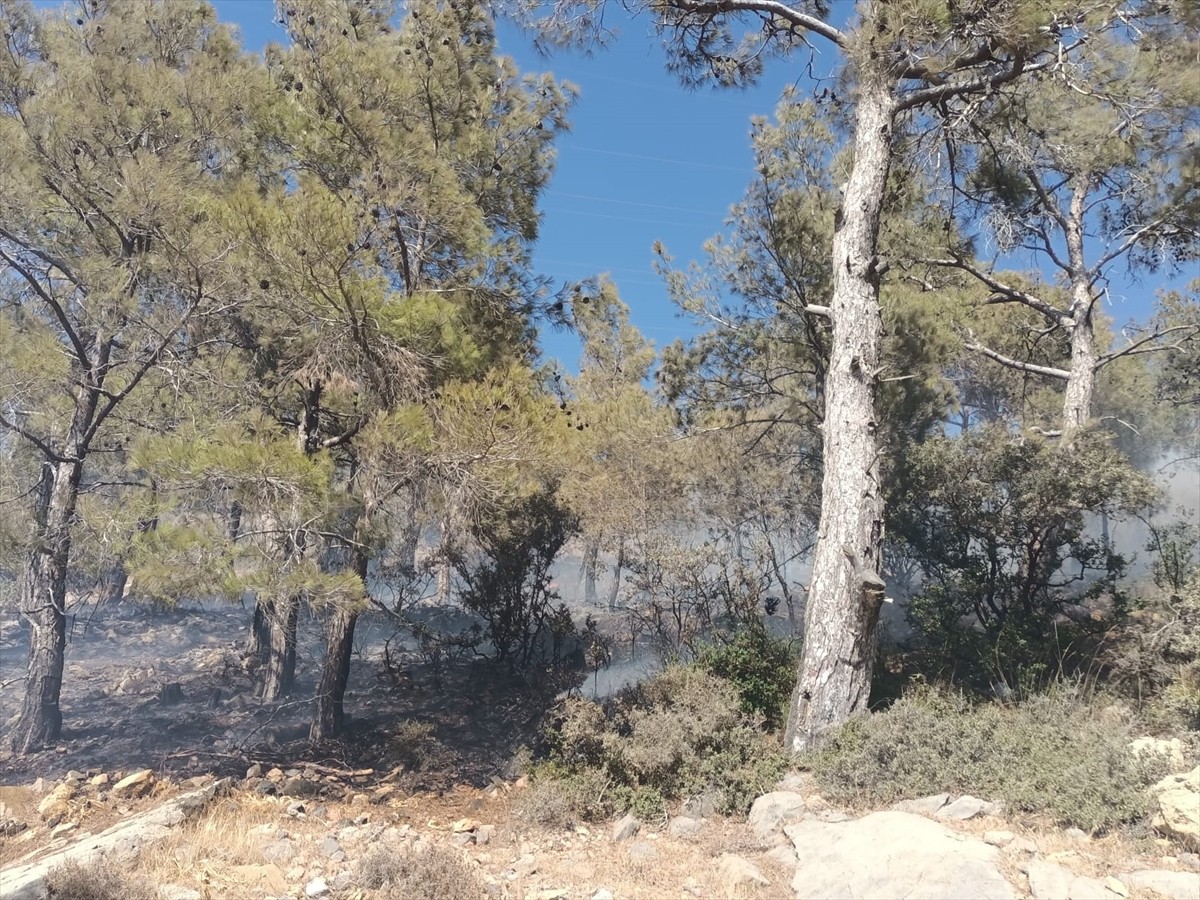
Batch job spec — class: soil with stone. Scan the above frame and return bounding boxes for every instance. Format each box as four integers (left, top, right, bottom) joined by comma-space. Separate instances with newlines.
0, 597, 585, 790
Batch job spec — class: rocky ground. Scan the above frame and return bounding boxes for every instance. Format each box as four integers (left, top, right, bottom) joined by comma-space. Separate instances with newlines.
1, 601, 1198, 899
0, 757, 1198, 900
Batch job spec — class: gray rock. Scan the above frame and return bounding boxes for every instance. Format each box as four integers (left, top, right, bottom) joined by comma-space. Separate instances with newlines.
893, 793, 950, 816
1066, 875, 1119, 900
748, 791, 806, 837
764, 845, 799, 870
159, 888, 203, 900
936, 795, 990, 821
1120, 869, 1200, 900
246, 764, 263, 779
611, 813, 641, 843
0, 780, 230, 900
475, 824, 494, 845
281, 776, 318, 797
667, 816, 702, 839
787, 811, 1015, 900
261, 839, 294, 862
1179, 852, 1199, 871
304, 877, 329, 897
451, 832, 473, 847
318, 836, 341, 858
1064, 827, 1090, 842
511, 854, 538, 878
254, 780, 277, 796
1027, 861, 1076, 900
590, 890, 615, 900
331, 871, 355, 892
681, 791, 719, 819
984, 830, 1014, 847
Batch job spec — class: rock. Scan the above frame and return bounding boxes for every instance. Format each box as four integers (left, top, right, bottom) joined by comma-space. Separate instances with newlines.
1064, 827, 1090, 842
627, 841, 658, 864
266, 767, 285, 782
90, 773, 110, 787
892, 793, 950, 817
531, 890, 569, 900
1010, 837, 1039, 854
1130, 736, 1189, 770
984, 830, 1015, 847
331, 871, 355, 892
228, 864, 288, 896
764, 845, 798, 870
787, 811, 1015, 900
0, 818, 28, 837
246, 764, 263, 779
304, 877, 329, 897
261, 838, 294, 862
451, 832, 473, 847
64, 770, 85, 783
1151, 769, 1200, 851
1103, 876, 1129, 898
50, 822, 76, 839
1179, 852, 1199, 870
748, 791, 806, 837
159, 887, 203, 900
1027, 861, 1077, 899
452, 817, 481, 833
1, 780, 229, 900
591, 889, 615, 900
1120, 869, 1200, 900
1066, 875, 1119, 899
371, 785, 397, 805
776, 772, 808, 792
285, 800, 306, 817
476, 824, 495, 845
511, 854, 538, 878
667, 816, 703, 839
254, 780, 277, 796
111, 769, 155, 799
318, 836, 341, 858
37, 798, 70, 826
612, 813, 641, 842
718, 854, 770, 893
936, 795, 990, 821
281, 776, 318, 797
681, 791, 720, 819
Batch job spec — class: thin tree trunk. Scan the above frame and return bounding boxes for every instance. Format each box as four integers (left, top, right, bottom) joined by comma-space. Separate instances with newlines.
607, 540, 624, 611
11, 458, 83, 753
784, 77, 895, 753
311, 536, 369, 741
582, 537, 599, 606
260, 595, 299, 700
247, 597, 273, 664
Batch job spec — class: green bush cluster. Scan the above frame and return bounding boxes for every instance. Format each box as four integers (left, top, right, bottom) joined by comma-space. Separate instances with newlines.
522, 665, 787, 827
804, 684, 1169, 833
694, 627, 798, 729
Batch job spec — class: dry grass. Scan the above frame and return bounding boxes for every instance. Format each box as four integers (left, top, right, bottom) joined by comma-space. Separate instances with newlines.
44, 858, 158, 900
359, 843, 485, 900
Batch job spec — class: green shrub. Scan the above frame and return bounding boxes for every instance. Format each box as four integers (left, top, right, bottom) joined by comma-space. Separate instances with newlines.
805, 684, 1168, 833
695, 627, 798, 729
525, 665, 787, 825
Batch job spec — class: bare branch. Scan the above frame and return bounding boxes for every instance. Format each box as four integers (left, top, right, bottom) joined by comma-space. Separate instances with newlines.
919, 256, 1067, 323
965, 340, 1070, 380
1096, 323, 1200, 369
0, 411, 68, 462
665, 0, 844, 46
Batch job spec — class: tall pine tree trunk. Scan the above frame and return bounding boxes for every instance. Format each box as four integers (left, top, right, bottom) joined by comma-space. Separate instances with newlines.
11, 457, 84, 752
1062, 293, 1097, 436
1062, 180, 1098, 436
784, 77, 895, 753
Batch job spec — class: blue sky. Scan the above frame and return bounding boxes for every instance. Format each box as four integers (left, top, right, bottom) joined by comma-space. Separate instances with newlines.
40, 1, 1191, 371
209, 0, 824, 369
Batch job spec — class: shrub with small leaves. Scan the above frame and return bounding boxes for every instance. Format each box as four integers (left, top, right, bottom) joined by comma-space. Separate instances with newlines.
523, 665, 787, 825
695, 626, 798, 729
805, 683, 1168, 833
